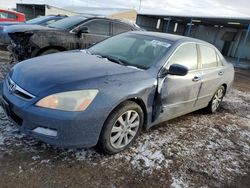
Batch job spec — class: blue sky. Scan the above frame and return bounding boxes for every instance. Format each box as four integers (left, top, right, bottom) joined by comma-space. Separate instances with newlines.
0, 0, 249, 17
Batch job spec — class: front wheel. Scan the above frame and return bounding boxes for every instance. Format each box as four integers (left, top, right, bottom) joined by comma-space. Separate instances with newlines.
205, 86, 226, 113
98, 101, 144, 154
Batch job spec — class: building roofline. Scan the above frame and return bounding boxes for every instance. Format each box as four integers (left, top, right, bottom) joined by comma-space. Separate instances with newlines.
138, 13, 250, 21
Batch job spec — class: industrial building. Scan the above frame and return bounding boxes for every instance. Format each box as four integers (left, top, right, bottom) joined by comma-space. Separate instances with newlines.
16, 4, 77, 20
64, 6, 137, 22
136, 14, 250, 65
16, 4, 137, 22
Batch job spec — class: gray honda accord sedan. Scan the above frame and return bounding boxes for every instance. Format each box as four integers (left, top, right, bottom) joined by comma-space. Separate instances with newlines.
0, 31, 234, 154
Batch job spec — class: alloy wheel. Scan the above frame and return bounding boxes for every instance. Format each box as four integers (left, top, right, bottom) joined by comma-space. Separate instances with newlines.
110, 110, 140, 149
211, 87, 224, 112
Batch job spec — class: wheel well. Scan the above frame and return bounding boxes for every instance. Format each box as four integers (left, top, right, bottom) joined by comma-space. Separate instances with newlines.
222, 84, 227, 92
37, 46, 67, 56
127, 98, 148, 130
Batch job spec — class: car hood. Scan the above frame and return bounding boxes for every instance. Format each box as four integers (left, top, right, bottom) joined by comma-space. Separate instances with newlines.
6, 24, 56, 33
10, 51, 141, 96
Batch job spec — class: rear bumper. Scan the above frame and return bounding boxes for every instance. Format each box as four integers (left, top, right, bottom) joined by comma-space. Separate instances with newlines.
0, 80, 108, 148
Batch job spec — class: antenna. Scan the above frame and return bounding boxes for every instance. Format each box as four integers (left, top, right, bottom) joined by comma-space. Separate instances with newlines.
139, 0, 142, 11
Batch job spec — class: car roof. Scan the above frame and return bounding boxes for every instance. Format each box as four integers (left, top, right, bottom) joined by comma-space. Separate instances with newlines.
69, 15, 139, 28
46, 14, 68, 18
130, 31, 212, 45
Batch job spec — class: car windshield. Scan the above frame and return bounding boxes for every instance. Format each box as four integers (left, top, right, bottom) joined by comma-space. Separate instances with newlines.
26, 16, 50, 24
47, 16, 86, 30
89, 33, 172, 69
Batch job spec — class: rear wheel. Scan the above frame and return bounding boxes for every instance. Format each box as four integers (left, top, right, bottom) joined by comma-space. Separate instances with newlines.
39, 49, 61, 56
98, 101, 144, 154
205, 86, 226, 113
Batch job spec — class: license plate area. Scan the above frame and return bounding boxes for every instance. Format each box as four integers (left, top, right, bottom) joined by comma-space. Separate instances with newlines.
0, 96, 23, 125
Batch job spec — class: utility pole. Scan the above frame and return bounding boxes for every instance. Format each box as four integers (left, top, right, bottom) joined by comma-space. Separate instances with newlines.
139, 0, 142, 11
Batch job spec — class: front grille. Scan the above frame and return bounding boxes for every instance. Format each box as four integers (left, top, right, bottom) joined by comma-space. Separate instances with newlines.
6, 76, 35, 100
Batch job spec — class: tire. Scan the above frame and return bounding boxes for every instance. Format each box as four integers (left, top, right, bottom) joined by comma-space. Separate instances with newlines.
39, 49, 61, 56
205, 85, 226, 113
98, 101, 144, 154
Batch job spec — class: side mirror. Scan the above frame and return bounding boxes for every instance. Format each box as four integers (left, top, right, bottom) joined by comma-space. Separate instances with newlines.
168, 64, 188, 76
79, 26, 89, 34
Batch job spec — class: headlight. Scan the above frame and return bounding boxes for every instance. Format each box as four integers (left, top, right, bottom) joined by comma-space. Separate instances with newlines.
36, 90, 98, 111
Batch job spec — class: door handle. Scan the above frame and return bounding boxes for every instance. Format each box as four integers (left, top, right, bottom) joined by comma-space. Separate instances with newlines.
218, 71, 224, 76
192, 76, 201, 82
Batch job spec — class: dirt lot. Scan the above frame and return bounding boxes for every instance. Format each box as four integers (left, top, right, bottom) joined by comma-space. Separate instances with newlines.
0, 51, 249, 188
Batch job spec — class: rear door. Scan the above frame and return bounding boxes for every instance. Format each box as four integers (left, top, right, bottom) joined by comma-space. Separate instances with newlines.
80, 19, 111, 48
196, 44, 226, 106
156, 43, 202, 122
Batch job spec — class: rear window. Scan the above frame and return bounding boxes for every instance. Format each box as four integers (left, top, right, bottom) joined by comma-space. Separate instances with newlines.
48, 16, 87, 30
26, 16, 49, 24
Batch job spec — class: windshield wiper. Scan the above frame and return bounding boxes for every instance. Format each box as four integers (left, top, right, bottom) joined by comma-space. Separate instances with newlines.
96, 54, 127, 66
81, 49, 92, 55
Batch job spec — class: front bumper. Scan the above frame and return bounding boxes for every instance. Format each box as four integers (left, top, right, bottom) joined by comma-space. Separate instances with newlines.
0, 80, 108, 148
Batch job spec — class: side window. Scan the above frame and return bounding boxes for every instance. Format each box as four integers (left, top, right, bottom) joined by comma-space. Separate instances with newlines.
216, 53, 223, 67
200, 45, 217, 68
0, 12, 8, 18
168, 43, 198, 71
0, 12, 17, 19
83, 20, 110, 36
8, 13, 17, 19
113, 22, 131, 35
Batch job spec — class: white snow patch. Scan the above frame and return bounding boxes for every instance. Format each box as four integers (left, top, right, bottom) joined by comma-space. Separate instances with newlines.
74, 149, 98, 161
170, 177, 188, 188
130, 141, 167, 170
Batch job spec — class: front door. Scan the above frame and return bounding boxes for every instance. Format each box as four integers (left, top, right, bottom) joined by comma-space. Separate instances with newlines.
80, 19, 111, 48
156, 43, 202, 122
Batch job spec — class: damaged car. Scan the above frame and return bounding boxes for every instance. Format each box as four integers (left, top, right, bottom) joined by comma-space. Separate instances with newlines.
0, 15, 67, 50
0, 32, 234, 154
7, 15, 141, 62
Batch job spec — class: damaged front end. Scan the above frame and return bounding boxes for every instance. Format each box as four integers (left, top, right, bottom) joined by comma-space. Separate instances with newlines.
8, 32, 35, 62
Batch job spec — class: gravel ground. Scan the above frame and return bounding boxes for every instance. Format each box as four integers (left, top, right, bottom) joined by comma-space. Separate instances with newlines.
0, 50, 249, 188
